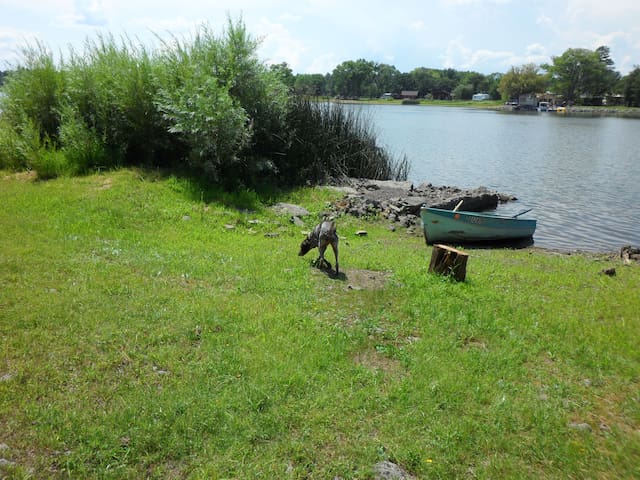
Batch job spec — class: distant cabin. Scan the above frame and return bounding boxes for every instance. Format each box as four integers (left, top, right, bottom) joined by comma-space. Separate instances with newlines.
472, 93, 491, 101
400, 90, 419, 99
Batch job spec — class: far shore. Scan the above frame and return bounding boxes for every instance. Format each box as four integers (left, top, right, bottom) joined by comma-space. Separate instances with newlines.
330, 97, 640, 118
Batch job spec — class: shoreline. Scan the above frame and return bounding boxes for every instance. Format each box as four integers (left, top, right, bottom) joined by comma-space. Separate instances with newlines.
324, 178, 637, 257
331, 98, 640, 118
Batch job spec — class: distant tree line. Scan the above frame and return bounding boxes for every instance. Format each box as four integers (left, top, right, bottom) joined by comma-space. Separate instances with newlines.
271, 46, 640, 107
271, 60, 503, 101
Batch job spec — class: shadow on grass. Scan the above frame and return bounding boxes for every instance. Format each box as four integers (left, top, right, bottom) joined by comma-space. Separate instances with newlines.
135, 166, 298, 213
311, 259, 346, 281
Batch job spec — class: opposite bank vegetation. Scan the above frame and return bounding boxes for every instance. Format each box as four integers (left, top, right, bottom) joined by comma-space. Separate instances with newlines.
1, 169, 639, 478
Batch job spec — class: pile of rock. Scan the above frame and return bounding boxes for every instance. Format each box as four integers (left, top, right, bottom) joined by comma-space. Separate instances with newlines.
621, 245, 640, 264
328, 178, 516, 231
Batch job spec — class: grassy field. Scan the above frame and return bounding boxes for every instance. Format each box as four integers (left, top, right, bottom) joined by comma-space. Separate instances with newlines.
1, 169, 639, 479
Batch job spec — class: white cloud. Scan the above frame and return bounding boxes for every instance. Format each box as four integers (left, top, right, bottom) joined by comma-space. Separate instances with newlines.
255, 18, 308, 71
0, 27, 40, 66
441, 38, 550, 72
441, 0, 510, 5
127, 17, 205, 37
306, 53, 340, 74
565, 0, 640, 21
536, 14, 553, 29
55, 0, 109, 27
409, 20, 427, 31
279, 13, 302, 22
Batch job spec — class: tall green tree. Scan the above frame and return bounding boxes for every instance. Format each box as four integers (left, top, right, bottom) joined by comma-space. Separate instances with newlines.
409, 67, 436, 96
485, 72, 503, 99
331, 59, 377, 97
269, 62, 295, 89
452, 83, 474, 100
375, 63, 402, 94
293, 73, 326, 96
545, 46, 619, 103
622, 66, 640, 107
497, 63, 547, 101
460, 71, 488, 94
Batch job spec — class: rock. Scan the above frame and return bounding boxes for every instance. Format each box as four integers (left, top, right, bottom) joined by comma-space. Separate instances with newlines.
568, 422, 592, 432
273, 203, 310, 217
355, 230, 368, 236
599, 423, 611, 432
0, 458, 16, 467
373, 461, 414, 480
327, 178, 510, 226
290, 216, 305, 227
621, 245, 640, 264
600, 267, 616, 276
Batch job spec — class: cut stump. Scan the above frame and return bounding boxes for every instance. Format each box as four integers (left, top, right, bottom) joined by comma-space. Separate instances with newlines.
428, 244, 469, 281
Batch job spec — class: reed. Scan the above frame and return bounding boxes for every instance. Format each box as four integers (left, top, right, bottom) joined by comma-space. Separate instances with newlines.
284, 97, 410, 184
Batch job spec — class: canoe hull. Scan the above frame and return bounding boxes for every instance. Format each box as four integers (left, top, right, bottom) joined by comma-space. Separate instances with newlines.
420, 207, 536, 244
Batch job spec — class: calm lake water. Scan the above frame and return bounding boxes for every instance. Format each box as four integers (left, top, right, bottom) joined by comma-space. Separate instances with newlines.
353, 104, 640, 252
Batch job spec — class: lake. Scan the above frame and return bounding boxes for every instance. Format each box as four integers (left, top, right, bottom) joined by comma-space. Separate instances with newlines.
352, 104, 640, 252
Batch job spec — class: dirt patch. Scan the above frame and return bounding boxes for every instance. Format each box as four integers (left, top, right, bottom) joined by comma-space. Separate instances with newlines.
460, 336, 488, 351
344, 268, 391, 290
98, 177, 113, 190
310, 267, 391, 290
3, 171, 37, 181
354, 349, 404, 376
590, 389, 640, 436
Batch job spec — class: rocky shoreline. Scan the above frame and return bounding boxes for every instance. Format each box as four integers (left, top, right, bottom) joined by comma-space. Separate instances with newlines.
327, 178, 516, 231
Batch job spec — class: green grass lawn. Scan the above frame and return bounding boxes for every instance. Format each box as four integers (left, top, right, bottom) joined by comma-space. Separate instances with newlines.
1, 169, 639, 479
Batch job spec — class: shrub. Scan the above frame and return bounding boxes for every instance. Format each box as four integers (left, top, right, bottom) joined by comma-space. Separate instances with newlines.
0, 19, 409, 186
30, 146, 70, 179
0, 42, 63, 143
63, 35, 169, 167
58, 104, 108, 174
154, 19, 290, 184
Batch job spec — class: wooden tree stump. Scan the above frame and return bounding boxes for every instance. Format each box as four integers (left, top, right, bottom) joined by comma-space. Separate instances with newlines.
428, 244, 469, 281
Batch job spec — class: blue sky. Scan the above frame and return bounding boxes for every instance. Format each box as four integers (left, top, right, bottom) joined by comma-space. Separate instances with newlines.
1, 0, 639, 75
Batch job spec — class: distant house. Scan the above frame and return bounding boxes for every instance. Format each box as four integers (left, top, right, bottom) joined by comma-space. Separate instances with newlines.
472, 93, 491, 101
400, 90, 419, 99
518, 93, 538, 110
431, 89, 452, 100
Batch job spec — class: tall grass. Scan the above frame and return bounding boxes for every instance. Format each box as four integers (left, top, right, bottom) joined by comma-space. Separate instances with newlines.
63, 35, 169, 170
284, 97, 410, 184
0, 19, 407, 185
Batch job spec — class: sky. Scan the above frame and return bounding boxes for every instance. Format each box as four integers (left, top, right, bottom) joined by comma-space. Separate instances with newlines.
1, 0, 639, 75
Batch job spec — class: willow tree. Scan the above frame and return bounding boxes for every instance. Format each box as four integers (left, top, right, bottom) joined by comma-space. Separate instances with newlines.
497, 63, 547, 101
